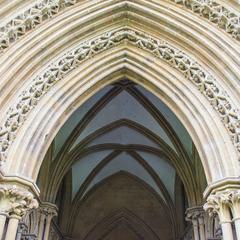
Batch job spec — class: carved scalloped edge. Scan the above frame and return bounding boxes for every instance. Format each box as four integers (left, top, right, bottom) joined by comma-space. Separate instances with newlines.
0, 0, 240, 53
0, 28, 239, 167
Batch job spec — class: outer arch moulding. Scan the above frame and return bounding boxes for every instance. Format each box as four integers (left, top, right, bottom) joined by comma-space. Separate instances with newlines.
0, 0, 240, 53
0, 27, 239, 171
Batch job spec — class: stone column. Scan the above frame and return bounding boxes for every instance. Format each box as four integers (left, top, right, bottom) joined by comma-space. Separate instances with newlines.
186, 206, 206, 240
228, 190, 240, 240
38, 202, 58, 240
5, 214, 22, 240
0, 183, 38, 240
0, 212, 7, 239
38, 211, 46, 240
198, 215, 206, 240
204, 192, 234, 240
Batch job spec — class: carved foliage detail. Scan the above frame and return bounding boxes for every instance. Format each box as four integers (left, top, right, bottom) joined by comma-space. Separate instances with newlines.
172, 0, 240, 41
0, 0, 77, 52
0, 185, 38, 217
0, 29, 239, 168
204, 190, 240, 218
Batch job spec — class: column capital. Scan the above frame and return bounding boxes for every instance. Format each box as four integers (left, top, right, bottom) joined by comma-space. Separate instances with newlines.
39, 202, 58, 219
186, 206, 204, 222
203, 191, 231, 217
0, 183, 38, 218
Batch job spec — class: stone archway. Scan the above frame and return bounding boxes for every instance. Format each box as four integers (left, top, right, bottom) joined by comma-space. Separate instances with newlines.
3, 34, 239, 182
0, 1, 239, 240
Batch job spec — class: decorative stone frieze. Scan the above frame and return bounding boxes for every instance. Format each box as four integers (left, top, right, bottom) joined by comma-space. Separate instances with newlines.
0, 0, 76, 52
0, 184, 38, 217
0, 0, 239, 53
0, 28, 239, 169
171, 0, 240, 41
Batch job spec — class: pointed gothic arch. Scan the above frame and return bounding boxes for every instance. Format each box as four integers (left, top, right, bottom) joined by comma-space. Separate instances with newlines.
0, 1, 240, 239
3, 44, 238, 183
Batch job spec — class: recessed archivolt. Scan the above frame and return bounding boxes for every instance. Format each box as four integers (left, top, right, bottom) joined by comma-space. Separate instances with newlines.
0, 27, 239, 171
0, 0, 239, 53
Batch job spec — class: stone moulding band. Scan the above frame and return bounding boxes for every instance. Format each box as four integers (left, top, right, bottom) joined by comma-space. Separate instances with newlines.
0, 28, 239, 168
0, 0, 77, 52
0, 0, 240, 53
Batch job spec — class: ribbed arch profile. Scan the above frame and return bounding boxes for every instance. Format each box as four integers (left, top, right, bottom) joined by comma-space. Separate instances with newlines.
0, 1, 239, 189
4, 44, 239, 185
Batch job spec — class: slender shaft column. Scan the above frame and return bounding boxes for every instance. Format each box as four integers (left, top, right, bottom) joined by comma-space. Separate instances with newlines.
219, 206, 233, 240
234, 217, 240, 240
198, 216, 206, 240
0, 213, 7, 239
5, 215, 21, 240
192, 219, 200, 240
229, 190, 240, 240
204, 192, 234, 240
38, 202, 58, 240
186, 206, 205, 240
43, 215, 52, 240
38, 213, 46, 240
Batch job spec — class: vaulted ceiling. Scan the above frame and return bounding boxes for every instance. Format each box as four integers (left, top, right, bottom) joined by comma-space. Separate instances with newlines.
38, 80, 207, 239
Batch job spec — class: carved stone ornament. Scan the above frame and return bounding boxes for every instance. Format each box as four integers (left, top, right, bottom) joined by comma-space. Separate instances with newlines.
0, 28, 239, 168
39, 203, 58, 218
0, 0, 77, 52
203, 190, 238, 217
172, 0, 240, 41
0, 0, 239, 53
204, 194, 221, 217
0, 184, 38, 217
186, 206, 205, 221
